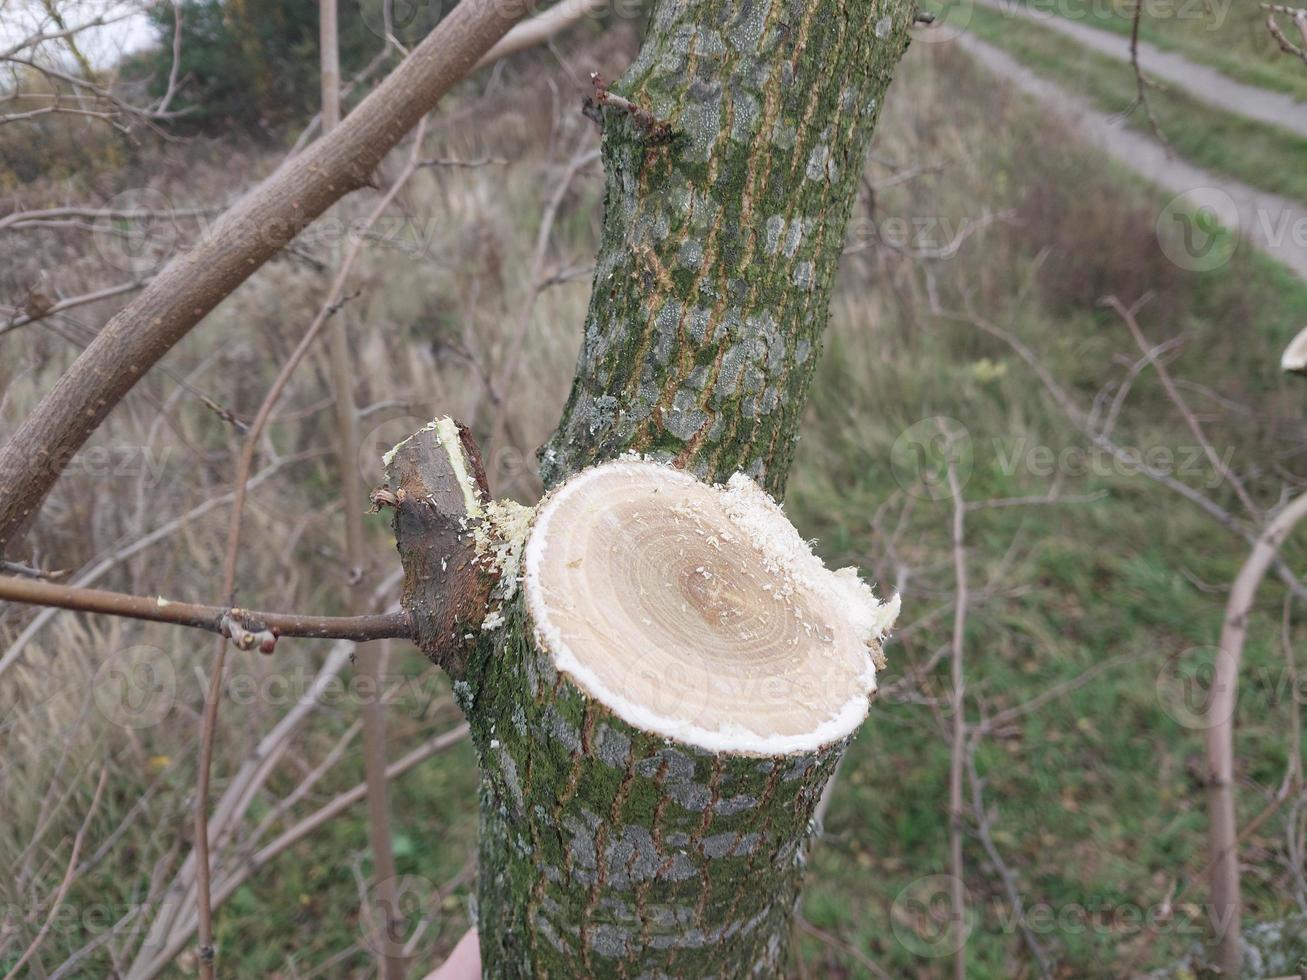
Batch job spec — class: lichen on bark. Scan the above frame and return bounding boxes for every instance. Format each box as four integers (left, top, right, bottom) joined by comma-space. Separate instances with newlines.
540, 0, 915, 500
384, 0, 914, 973
468, 601, 844, 978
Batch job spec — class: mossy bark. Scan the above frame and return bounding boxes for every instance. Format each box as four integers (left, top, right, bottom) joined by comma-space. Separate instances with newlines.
388, 0, 913, 974
464, 602, 844, 978
540, 0, 915, 500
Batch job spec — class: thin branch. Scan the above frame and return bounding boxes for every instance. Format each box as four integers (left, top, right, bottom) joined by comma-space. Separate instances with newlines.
131, 723, 470, 980
0, 576, 411, 644
1103, 295, 1259, 518
1125, 0, 1173, 153
796, 917, 892, 980
0, 203, 219, 232
189, 118, 432, 977
0, 0, 532, 551
0, 453, 302, 680
0, 8, 136, 61
945, 429, 968, 980
972, 654, 1141, 737
1206, 489, 1307, 975
945, 306, 1307, 603
964, 743, 1052, 978
1263, 3, 1307, 63
472, 0, 607, 70
2, 279, 148, 334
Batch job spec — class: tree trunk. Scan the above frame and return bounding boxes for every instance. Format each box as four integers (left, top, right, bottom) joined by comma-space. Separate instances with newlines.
471, 610, 845, 977
541, 0, 913, 499
381, 0, 914, 974
384, 434, 897, 977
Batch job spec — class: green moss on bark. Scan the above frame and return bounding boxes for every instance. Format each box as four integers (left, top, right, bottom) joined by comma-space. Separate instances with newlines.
466, 602, 843, 978
390, 0, 914, 972
540, 0, 915, 500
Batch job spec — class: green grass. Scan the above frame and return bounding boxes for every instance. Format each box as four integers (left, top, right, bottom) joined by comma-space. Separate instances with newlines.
961, 2, 1307, 202
781, 42, 1307, 978
991, 0, 1307, 102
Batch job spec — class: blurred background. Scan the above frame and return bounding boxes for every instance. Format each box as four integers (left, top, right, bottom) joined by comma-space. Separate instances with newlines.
3, 0, 1307, 975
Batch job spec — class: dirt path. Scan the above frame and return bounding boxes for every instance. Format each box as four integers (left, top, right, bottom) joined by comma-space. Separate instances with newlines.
971, 0, 1307, 138
955, 33, 1307, 280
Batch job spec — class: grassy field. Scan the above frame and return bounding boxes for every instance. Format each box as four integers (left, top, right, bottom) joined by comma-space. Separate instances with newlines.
958, 3, 1307, 203
986, 0, 1307, 101
785, 41, 1307, 977
4, 24, 1307, 980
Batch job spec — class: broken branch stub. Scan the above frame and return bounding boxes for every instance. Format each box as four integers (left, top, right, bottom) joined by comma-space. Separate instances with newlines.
377, 417, 497, 678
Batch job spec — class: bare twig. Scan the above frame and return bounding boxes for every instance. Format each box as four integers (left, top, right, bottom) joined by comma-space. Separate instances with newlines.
473, 0, 607, 70
945, 428, 968, 980
0, 576, 411, 644
1125, 0, 1173, 153
1103, 296, 1259, 518
946, 306, 1307, 603
0, 454, 302, 679
0, 0, 532, 551
1263, 3, 1307, 63
1, 279, 148, 334
189, 121, 432, 977
1206, 489, 1307, 976
964, 742, 1052, 978
317, 3, 403, 973
796, 917, 892, 979
131, 724, 470, 980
